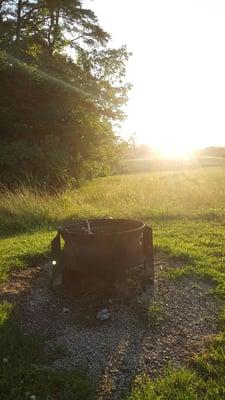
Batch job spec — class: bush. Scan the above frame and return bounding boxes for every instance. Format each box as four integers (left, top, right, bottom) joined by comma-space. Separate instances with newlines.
0, 135, 122, 188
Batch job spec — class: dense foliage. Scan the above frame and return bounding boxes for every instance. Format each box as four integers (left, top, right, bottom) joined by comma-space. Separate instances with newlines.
0, 0, 130, 186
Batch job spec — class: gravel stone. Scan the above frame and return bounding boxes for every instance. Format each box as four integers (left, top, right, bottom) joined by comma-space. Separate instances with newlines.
96, 308, 111, 321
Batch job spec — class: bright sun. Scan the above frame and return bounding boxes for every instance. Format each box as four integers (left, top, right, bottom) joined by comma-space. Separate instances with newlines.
125, 101, 203, 160
154, 141, 194, 159
135, 127, 196, 159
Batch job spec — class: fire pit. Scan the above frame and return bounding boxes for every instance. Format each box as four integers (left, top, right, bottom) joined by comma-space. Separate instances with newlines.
51, 219, 154, 294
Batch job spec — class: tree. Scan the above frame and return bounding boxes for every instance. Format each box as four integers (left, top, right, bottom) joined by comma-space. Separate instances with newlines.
0, 0, 130, 186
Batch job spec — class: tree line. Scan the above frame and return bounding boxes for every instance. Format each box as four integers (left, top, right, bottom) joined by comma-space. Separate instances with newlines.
0, 0, 130, 187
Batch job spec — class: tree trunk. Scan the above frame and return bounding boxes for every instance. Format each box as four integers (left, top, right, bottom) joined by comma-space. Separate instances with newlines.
0, 0, 5, 22
48, 7, 60, 55
16, 0, 23, 46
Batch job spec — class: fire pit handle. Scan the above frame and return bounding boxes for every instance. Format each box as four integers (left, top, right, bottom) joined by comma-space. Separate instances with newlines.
51, 231, 61, 259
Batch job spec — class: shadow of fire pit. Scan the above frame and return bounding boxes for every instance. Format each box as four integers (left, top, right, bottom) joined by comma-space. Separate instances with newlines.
57, 263, 154, 327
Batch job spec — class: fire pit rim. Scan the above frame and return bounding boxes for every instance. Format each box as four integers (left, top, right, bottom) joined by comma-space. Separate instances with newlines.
58, 218, 145, 237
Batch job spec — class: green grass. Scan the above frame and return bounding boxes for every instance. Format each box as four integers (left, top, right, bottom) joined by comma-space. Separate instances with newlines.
1, 164, 225, 398
122, 155, 225, 174
1, 166, 225, 239
0, 231, 53, 282
127, 368, 203, 400
146, 303, 167, 327
127, 333, 225, 400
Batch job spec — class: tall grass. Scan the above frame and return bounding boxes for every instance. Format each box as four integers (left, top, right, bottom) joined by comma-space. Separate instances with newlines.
1, 166, 225, 238
1, 165, 225, 284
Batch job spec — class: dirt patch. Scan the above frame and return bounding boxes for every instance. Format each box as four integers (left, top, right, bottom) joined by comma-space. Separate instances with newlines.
0, 266, 41, 303
1, 257, 220, 400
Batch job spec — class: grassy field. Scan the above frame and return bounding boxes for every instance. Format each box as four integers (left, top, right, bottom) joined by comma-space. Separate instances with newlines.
122, 155, 225, 174
1, 164, 225, 399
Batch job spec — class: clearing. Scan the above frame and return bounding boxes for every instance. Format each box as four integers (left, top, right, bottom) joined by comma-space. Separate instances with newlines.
1, 164, 225, 399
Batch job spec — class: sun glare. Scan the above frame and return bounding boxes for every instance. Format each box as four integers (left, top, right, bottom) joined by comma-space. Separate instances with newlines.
132, 123, 197, 159
154, 142, 194, 159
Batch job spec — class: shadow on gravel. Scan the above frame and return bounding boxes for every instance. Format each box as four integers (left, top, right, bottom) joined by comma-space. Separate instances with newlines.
0, 266, 96, 399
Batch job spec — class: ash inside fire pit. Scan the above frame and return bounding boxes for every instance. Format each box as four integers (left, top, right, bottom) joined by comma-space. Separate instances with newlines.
51, 219, 154, 295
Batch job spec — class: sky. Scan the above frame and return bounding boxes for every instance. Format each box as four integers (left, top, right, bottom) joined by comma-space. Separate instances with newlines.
85, 0, 225, 155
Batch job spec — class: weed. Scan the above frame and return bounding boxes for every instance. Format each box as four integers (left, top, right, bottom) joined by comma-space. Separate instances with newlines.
147, 303, 167, 326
